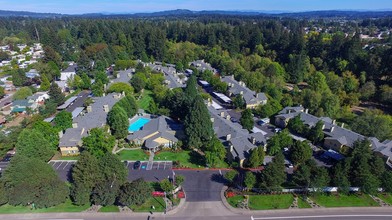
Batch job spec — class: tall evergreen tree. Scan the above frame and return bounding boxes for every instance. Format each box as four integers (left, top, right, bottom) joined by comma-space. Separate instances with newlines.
184, 95, 213, 149
48, 82, 65, 105
107, 105, 129, 139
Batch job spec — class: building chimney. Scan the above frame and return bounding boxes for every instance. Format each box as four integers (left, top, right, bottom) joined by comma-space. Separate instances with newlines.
240, 91, 243, 95
341, 123, 344, 128
103, 105, 109, 113
58, 131, 63, 138
226, 134, 231, 141
256, 93, 259, 98
332, 120, 336, 125
251, 137, 256, 145
220, 111, 225, 117
81, 128, 85, 135
229, 144, 234, 152
226, 115, 231, 120
87, 106, 92, 113
72, 123, 78, 128
210, 117, 215, 123
305, 109, 309, 114
117, 74, 120, 78
331, 126, 335, 132
322, 124, 325, 130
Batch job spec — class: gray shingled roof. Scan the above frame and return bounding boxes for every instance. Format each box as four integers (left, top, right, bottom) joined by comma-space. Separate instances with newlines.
59, 93, 121, 147
126, 115, 182, 147
190, 60, 216, 73
221, 75, 267, 105
208, 105, 266, 160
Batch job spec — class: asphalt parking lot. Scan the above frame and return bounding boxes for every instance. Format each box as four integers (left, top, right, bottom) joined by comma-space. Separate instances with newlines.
125, 161, 173, 170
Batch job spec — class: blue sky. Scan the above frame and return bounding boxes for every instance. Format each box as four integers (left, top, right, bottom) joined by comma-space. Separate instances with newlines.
0, 0, 391, 14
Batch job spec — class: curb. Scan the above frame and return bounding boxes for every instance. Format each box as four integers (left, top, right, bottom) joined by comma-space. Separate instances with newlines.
167, 191, 186, 215
172, 168, 233, 171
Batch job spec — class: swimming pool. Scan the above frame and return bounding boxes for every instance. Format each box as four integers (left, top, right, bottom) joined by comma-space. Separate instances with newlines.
128, 118, 151, 132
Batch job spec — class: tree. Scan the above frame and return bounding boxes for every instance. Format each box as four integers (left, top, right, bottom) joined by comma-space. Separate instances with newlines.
81, 72, 91, 89
16, 129, 54, 161
92, 81, 104, 97
224, 170, 239, 186
130, 75, 146, 93
48, 82, 65, 105
287, 115, 308, 136
359, 81, 376, 100
107, 105, 129, 139
11, 69, 28, 87
290, 140, 312, 166
40, 74, 51, 91
0, 182, 7, 206
240, 109, 254, 131
307, 120, 324, 144
160, 179, 174, 193
248, 146, 264, 168
233, 94, 245, 109
244, 172, 256, 190
91, 181, 119, 206
380, 85, 392, 104
117, 178, 153, 206
184, 75, 198, 103
175, 175, 185, 186
0, 87, 4, 98
107, 82, 134, 95
259, 151, 286, 191
184, 95, 214, 149
82, 127, 115, 157
115, 95, 138, 118
71, 152, 101, 205
94, 71, 109, 85
381, 171, 392, 193
331, 162, 350, 194
54, 111, 72, 131
267, 129, 293, 155
13, 87, 32, 100
32, 121, 60, 151
342, 71, 359, 93
205, 137, 226, 167
350, 110, 392, 141
2, 155, 68, 208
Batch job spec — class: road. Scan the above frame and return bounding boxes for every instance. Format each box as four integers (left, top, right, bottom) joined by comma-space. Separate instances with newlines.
0, 94, 13, 108
2, 207, 392, 220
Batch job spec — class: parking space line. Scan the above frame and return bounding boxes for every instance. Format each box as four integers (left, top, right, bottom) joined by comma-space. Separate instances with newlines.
62, 162, 70, 170
163, 161, 167, 170
157, 162, 160, 170
55, 162, 63, 169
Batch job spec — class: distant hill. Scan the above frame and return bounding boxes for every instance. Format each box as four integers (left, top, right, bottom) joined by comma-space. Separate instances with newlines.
0, 10, 62, 18
1, 9, 392, 19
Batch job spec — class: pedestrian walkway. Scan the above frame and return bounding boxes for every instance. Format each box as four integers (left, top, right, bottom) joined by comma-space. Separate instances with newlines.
370, 195, 391, 207
146, 152, 154, 170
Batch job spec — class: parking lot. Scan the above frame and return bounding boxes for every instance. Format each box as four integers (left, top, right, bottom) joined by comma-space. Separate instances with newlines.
125, 161, 173, 170
49, 160, 76, 171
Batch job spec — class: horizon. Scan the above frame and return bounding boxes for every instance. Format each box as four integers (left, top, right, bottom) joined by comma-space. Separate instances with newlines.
0, 0, 391, 15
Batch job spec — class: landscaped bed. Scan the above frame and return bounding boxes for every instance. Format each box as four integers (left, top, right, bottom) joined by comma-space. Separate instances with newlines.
227, 194, 294, 210
118, 149, 149, 161
0, 199, 90, 214
99, 205, 119, 212
131, 197, 166, 212
311, 193, 379, 207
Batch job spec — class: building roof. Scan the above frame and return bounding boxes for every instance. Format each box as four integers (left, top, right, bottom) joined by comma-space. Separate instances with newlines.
190, 60, 217, 73
208, 105, 266, 160
222, 75, 267, 106
127, 115, 183, 148
59, 93, 121, 147
71, 107, 85, 119
62, 63, 77, 73
57, 97, 77, 110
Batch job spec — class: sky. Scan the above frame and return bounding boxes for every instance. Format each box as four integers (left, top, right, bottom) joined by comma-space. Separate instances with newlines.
0, 0, 391, 14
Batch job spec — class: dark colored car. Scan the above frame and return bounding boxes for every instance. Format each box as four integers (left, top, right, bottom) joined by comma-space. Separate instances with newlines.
230, 118, 238, 123
134, 161, 141, 169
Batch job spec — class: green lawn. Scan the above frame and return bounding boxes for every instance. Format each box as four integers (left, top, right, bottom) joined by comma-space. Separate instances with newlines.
227, 195, 245, 208
155, 150, 204, 168
118, 149, 149, 161
297, 197, 311, 208
131, 197, 166, 212
137, 90, 153, 110
0, 199, 90, 214
99, 205, 119, 212
248, 194, 294, 210
377, 193, 392, 205
311, 194, 379, 207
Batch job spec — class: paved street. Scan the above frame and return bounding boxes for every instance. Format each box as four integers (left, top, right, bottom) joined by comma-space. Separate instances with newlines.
0, 94, 13, 108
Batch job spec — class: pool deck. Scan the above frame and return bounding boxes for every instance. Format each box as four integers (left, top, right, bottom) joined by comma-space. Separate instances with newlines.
128, 113, 153, 133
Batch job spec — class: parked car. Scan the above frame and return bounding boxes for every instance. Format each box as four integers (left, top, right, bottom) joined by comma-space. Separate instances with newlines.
231, 118, 238, 123
133, 161, 141, 169
274, 128, 282, 133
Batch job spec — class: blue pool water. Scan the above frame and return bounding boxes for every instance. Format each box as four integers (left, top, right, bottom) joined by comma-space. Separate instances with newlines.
128, 118, 150, 132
